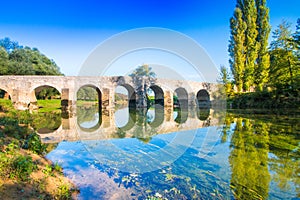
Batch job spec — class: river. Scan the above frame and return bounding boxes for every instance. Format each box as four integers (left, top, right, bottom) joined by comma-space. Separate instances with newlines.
37, 105, 299, 199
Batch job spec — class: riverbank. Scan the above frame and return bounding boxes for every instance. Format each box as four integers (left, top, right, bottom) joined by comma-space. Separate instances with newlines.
0, 100, 78, 199
227, 91, 300, 109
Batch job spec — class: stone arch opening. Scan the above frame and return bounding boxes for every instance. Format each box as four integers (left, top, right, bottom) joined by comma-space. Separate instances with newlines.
196, 89, 210, 108
33, 85, 61, 110
115, 84, 136, 108
76, 85, 102, 131
0, 89, 11, 100
0, 88, 12, 111
149, 85, 164, 106
77, 85, 102, 109
173, 87, 188, 123
174, 87, 188, 108
35, 85, 61, 100
114, 84, 137, 132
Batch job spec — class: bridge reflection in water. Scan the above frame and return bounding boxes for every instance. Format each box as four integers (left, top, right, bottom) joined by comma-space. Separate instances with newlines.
38, 105, 219, 143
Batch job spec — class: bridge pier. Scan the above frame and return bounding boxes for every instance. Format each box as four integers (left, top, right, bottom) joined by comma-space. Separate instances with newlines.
11, 89, 31, 110
61, 88, 74, 112
102, 88, 114, 109
164, 91, 173, 107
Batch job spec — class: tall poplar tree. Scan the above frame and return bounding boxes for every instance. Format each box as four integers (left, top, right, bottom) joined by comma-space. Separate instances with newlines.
243, 0, 259, 91
229, 7, 246, 92
255, 0, 270, 91
229, 0, 270, 92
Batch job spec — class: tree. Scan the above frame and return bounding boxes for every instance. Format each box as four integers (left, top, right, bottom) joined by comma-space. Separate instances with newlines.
0, 37, 20, 52
229, 0, 270, 92
129, 64, 156, 78
243, 0, 259, 91
229, 7, 246, 92
255, 0, 271, 91
269, 21, 300, 94
0, 37, 62, 76
218, 65, 233, 96
0, 47, 9, 75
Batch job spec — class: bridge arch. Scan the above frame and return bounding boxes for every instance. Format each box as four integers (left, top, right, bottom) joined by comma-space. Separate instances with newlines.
115, 84, 136, 108
34, 85, 61, 100
174, 87, 188, 108
0, 88, 11, 100
76, 84, 102, 107
149, 85, 164, 106
196, 89, 210, 108
30, 85, 61, 110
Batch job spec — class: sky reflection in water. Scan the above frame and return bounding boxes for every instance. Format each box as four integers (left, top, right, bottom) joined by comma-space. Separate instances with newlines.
44, 107, 300, 200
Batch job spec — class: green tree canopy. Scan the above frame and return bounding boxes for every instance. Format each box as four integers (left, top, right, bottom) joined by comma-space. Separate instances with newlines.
0, 37, 62, 76
129, 64, 156, 78
269, 21, 300, 94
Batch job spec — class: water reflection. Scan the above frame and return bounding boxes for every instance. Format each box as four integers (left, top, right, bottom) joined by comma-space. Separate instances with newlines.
38, 108, 299, 199
77, 105, 102, 132
32, 111, 61, 134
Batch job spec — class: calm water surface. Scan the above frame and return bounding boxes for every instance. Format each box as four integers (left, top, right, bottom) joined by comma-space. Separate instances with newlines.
39, 106, 299, 200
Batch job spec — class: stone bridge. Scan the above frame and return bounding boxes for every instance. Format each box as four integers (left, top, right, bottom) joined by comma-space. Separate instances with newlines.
0, 75, 220, 110
38, 106, 220, 143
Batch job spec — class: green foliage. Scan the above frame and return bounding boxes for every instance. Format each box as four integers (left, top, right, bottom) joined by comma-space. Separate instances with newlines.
57, 184, 72, 200
0, 37, 63, 76
77, 86, 99, 101
269, 21, 300, 96
243, 0, 259, 91
36, 87, 60, 100
0, 47, 9, 74
229, 7, 246, 92
255, 0, 271, 91
224, 111, 300, 198
129, 64, 156, 78
0, 148, 37, 181
218, 65, 233, 97
228, 91, 300, 109
0, 37, 20, 52
10, 155, 37, 181
229, 0, 270, 92
0, 99, 14, 112
37, 99, 61, 112
42, 164, 53, 176
23, 133, 47, 155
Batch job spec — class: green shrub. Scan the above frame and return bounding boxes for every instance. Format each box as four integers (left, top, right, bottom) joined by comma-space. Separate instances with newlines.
57, 184, 72, 199
10, 155, 37, 181
23, 133, 46, 155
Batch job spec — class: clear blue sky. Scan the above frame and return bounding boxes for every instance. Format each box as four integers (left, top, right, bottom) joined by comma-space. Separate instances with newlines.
0, 0, 299, 76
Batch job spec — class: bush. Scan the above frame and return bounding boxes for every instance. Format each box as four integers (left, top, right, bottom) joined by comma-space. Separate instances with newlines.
23, 133, 47, 155
10, 155, 37, 181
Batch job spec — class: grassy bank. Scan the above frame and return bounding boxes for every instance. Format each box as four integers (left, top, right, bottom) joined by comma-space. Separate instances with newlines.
0, 100, 78, 199
37, 99, 61, 113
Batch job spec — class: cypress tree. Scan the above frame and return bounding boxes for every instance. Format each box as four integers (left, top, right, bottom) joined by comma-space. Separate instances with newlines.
255, 0, 270, 91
